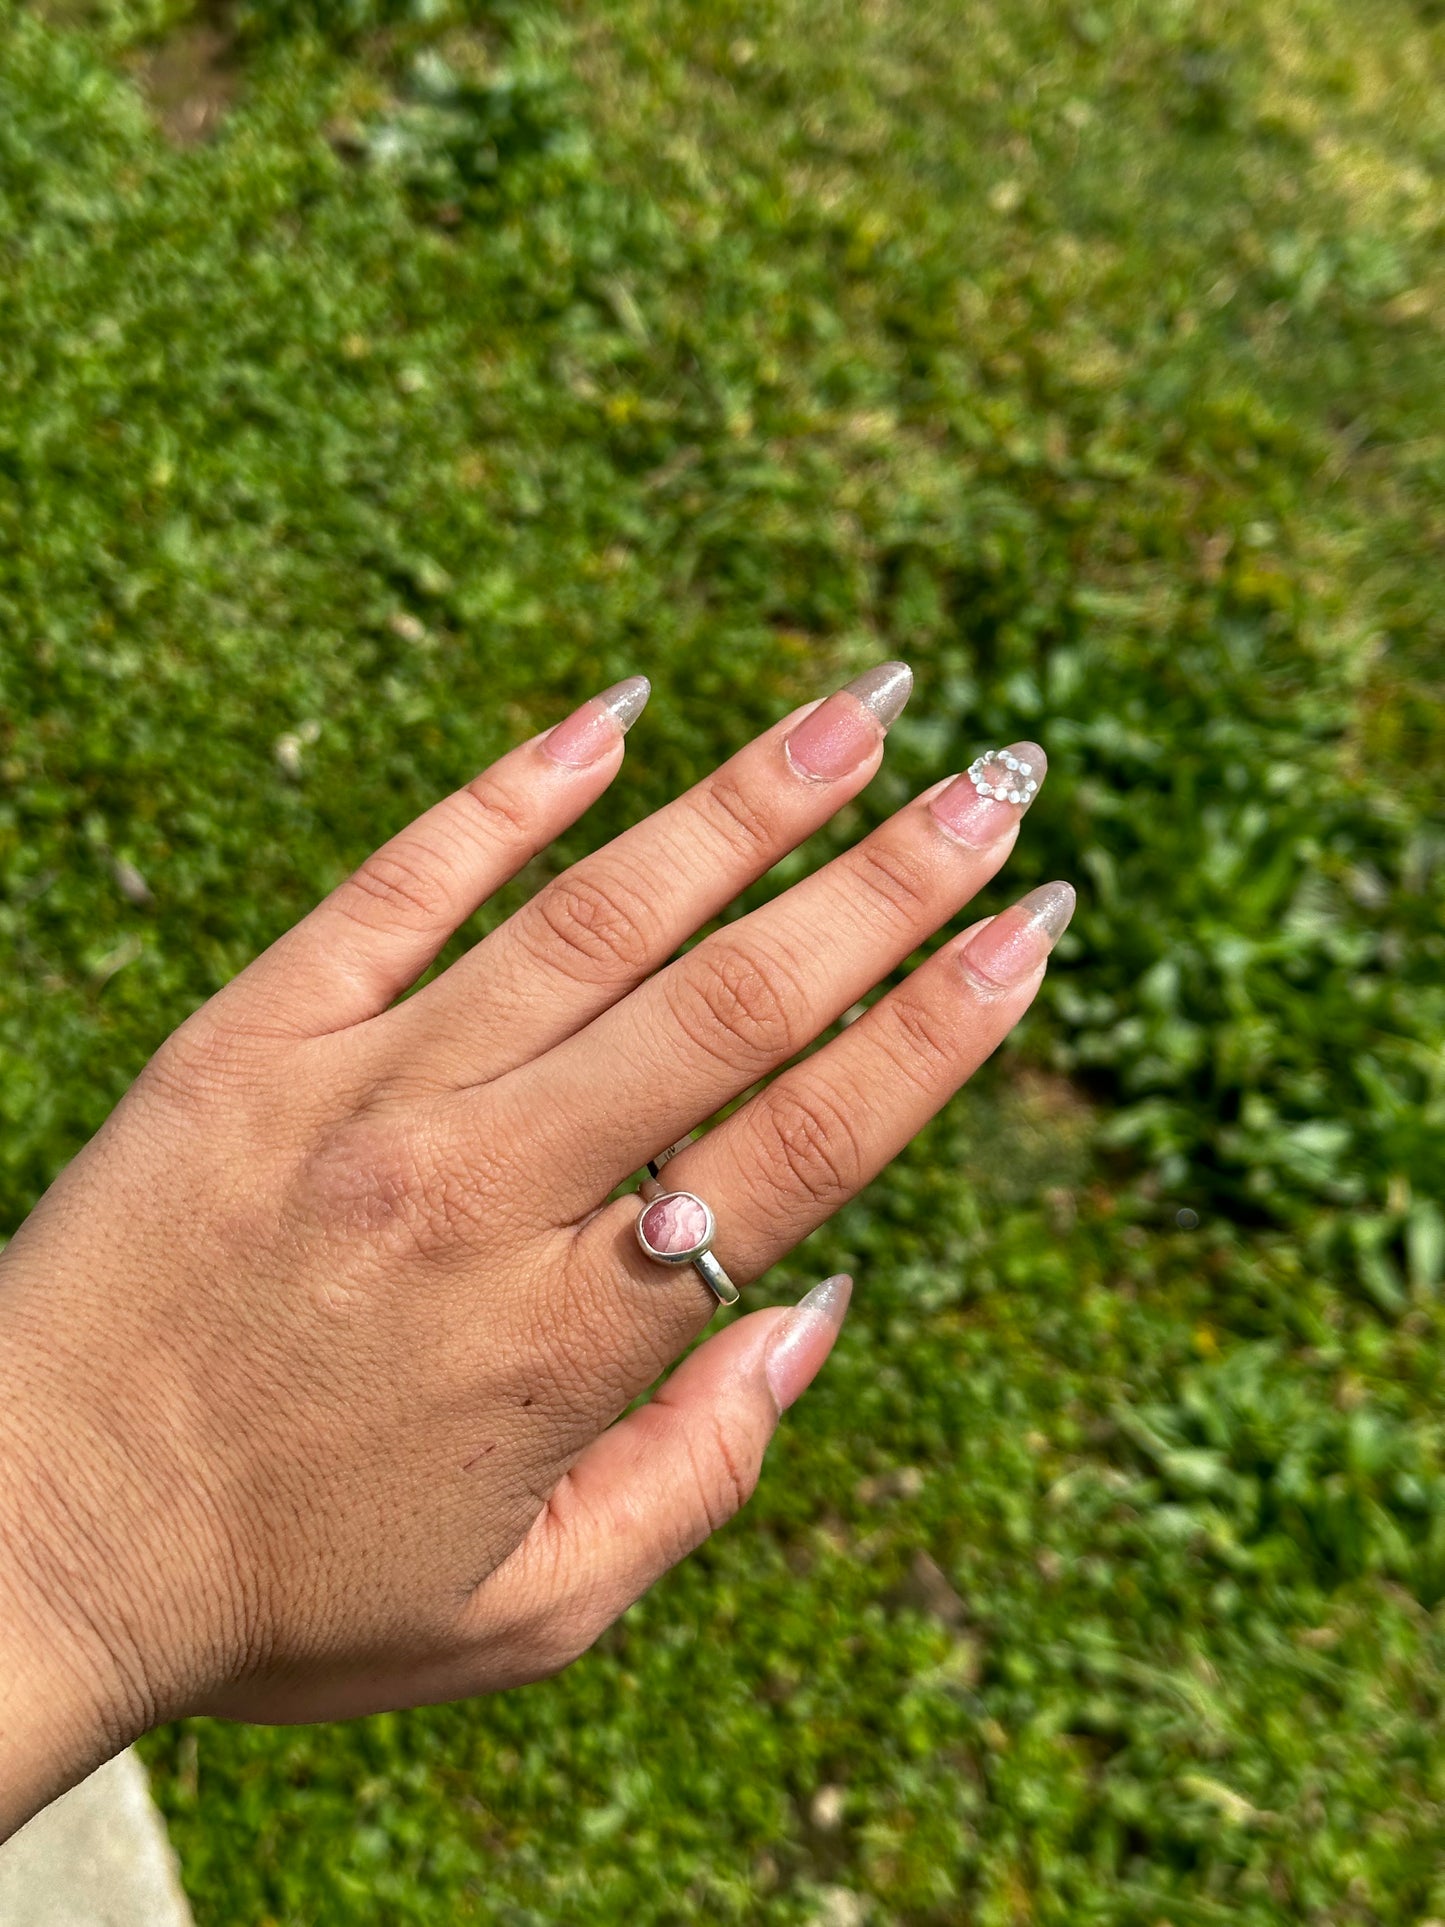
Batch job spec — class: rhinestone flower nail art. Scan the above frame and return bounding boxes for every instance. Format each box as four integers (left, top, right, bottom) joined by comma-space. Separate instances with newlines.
966, 749, 1039, 806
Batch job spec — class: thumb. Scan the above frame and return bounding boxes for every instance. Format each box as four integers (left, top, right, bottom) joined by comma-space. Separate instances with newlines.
469, 1276, 852, 1680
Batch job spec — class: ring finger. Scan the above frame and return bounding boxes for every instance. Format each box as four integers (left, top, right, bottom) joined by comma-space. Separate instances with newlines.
640, 882, 1077, 1282
512, 740, 1049, 1215
538, 881, 1074, 1404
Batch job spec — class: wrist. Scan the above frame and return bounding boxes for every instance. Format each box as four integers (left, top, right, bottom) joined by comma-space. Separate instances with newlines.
0, 1436, 148, 1838
0, 1293, 179, 1837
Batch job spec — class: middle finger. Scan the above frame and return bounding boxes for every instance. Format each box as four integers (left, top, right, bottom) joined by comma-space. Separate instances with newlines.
515, 739, 1048, 1216
380, 663, 913, 1086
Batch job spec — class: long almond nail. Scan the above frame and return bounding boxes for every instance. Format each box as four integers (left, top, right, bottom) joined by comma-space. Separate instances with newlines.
541, 676, 651, 768
764, 1274, 853, 1412
784, 662, 913, 782
931, 741, 1047, 848
958, 881, 1075, 990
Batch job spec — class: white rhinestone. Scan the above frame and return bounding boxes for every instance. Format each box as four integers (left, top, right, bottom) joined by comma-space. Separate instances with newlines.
978, 783, 993, 797
1025, 780, 1037, 793
1009, 789, 1022, 803
1004, 754, 1019, 770
1019, 761, 1033, 775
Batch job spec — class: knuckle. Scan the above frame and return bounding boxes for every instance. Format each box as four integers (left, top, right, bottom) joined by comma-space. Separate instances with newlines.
456, 773, 536, 846
750, 1081, 865, 1210
527, 869, 659, 979
845, 835, 936, 931
697, 770, 781, 863
341, 844, 457, 932
884, 990, 960, 1091
403, 1161, 495, 1262
293, 1113, 504, 1264
142, 1007, 259, 1105
667, 937, 809, 1073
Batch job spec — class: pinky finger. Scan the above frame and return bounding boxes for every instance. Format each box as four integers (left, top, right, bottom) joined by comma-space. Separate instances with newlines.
466, 1276, 852, 1682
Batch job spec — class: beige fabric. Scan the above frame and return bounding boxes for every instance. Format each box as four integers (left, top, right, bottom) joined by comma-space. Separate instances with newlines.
0, 1751, 192, 1927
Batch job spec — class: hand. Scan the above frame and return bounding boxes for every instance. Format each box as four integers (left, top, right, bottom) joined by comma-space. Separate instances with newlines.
0, 664, 1071, 1830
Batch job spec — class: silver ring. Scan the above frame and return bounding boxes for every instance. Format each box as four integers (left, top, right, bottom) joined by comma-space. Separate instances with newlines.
635, 1188, 740, 1307
645, 1136, 693, 1183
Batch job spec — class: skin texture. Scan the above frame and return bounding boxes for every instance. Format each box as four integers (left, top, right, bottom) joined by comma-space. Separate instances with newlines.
0, 668, 1070, 1837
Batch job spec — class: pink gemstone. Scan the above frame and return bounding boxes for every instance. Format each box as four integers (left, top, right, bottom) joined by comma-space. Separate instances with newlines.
639, 1192, 710, 1257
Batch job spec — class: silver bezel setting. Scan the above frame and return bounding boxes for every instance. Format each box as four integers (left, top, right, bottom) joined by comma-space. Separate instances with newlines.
635, 1189, 716, 1266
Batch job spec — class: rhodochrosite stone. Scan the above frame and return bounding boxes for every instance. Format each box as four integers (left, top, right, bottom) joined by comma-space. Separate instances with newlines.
638, 1193, 710, 1258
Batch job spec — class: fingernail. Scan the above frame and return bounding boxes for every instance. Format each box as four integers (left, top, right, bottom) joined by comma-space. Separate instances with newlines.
930, 742, 1047, 849
784, 662, 913, 782
958, 881, 1075, 990
541, 676, 651, 768
764, 1274, 853, 1412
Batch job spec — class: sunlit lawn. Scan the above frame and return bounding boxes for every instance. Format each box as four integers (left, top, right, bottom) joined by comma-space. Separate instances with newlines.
3, 0, 1443, 1917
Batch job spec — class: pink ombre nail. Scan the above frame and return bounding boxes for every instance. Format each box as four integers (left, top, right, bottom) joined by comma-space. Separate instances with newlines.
958, 881, 1075, 990
764, 1274, 853, 1412
784, 663, 913, 781
931, 741, 1047, 848
541, 676, 651, 768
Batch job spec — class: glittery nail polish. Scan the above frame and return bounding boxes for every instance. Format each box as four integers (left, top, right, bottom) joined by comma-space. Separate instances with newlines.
542, 676, 651, 767
784, 663, 913, 781
764, 1274, 853, 1411
958, 881, 1076, 990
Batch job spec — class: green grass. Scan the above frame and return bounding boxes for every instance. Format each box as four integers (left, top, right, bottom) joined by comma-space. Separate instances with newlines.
2, 0, 1444, 1917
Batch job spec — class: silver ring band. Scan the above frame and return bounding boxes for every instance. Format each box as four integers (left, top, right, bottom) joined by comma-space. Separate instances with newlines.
635, 1178, 740, 1308
691, 1247, 740, 1307
645, 1136, 693, 1183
